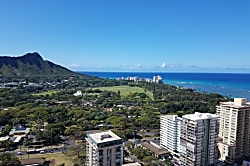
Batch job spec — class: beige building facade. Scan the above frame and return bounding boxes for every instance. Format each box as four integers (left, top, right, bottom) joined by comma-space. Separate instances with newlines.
216, 98, 250, 163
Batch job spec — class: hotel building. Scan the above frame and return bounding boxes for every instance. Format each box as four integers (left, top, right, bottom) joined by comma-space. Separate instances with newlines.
86, 130, 124, 166
179, 112, 219, 166
216, 98, 250, 163
153, 75, 163, 84
160, 115, 181, 154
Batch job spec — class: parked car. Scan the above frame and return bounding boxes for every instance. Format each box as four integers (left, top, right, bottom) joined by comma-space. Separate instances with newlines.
40, 150, 45, 154
47, 149, 54, 153
17, 151, 23, 155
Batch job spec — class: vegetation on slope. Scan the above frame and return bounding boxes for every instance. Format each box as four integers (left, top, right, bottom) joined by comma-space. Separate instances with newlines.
0, 52, 77, 77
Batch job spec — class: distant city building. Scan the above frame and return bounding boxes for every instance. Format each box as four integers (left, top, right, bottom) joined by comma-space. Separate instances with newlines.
140, 78, 152, 83
153, 75, 162, 84
127, 76, 139, 82
160, 115, 181, 154
85, 130, 124, 166
216, 98, 250, 163
179, 112, 219, 166
116, 75, 162, 84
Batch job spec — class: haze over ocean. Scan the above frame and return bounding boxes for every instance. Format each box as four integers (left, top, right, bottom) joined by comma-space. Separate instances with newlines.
79, 72, 250, 100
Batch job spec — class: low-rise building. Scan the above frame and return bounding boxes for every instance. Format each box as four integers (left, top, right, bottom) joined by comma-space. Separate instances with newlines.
73, 90, 83, 96
0, 136, 9, 142
141, 140, 169, 159
9, 124, 30, 137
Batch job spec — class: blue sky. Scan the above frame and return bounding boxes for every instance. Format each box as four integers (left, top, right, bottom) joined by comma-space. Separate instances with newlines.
0, 0, 249, 72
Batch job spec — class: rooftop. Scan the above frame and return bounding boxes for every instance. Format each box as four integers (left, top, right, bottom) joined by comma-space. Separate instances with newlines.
0, 136, 9, 142
122, 162, 141, 166
141, 141, 168, 155
183, 112, 218, 121
161, 114, 179, 121
9, 127, 30, 135
87, 130, 121, 144
218, 98, 250, 108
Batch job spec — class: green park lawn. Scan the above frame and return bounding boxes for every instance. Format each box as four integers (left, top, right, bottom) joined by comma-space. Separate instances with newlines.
93, 85, 153, 99
32, 90, 60, 96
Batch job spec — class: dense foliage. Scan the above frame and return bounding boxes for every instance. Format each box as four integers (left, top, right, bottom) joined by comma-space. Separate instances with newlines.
0, 74, 229, 143
0, 153, 21, 166
0, 54, 232, 165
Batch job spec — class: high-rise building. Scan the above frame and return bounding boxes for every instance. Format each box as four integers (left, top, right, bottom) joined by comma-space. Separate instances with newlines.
179, 112, 219, 166
153, 75, 162, 84
85, 130, 124, 166
216, 98, 250, 163
160, 115, 181, 154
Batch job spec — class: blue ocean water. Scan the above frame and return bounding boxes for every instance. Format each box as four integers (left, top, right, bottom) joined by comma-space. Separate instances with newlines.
79, 72, 250, 100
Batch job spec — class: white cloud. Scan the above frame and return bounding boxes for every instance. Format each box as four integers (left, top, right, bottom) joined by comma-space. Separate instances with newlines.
161, 62, 166, 68
120, 64, 142, 70
68, 64, 80, 67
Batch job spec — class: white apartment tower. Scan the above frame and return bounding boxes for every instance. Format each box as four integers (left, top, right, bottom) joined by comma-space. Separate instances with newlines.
160, 115, 181, 154
86, 130, 124, 166
216, 98, 250, 163
179, 112, 219, 166
153, 75, 163, 84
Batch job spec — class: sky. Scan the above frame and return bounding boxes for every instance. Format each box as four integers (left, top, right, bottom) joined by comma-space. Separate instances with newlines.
0, 0, 249, 73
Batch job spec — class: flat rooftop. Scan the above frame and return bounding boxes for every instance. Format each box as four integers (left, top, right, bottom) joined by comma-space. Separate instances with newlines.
161, 114, 179, 121
218, 98, 250, 108
122, 162, 141, 166
183, 112, 218, 121
141, 141, 168, 155
87, 130, 121, 144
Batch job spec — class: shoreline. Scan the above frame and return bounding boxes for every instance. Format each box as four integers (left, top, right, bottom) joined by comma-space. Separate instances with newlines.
79, 71, 250, 100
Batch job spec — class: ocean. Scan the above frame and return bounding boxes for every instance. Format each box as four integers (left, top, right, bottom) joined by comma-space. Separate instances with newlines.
79, 72, 250, 100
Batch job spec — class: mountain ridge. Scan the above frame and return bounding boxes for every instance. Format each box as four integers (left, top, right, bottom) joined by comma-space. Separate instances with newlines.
0, 52, 77, 77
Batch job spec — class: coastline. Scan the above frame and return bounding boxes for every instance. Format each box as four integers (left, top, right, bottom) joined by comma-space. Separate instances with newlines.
78, 71, 250, 100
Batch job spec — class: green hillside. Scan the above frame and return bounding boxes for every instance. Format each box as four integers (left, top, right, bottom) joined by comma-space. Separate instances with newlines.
0, 52, 78, 77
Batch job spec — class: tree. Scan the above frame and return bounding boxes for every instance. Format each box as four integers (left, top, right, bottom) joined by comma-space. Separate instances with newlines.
0, 153, 21, 166
65, 144, 86, 165
106, 116, 127, 128
132, 147, 152, 160
64, 125, 79, 136
0, 140, 16, 151
164, 158, 174, 166
142, 156, 159, 166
